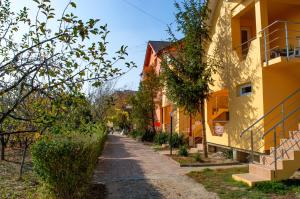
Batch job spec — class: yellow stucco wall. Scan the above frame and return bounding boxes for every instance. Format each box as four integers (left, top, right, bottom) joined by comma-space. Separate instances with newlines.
149, 0, 300, 153
206, 0, 265, 152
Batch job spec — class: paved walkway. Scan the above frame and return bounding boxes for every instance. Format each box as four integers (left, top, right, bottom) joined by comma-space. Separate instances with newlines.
93, 134, 219, 199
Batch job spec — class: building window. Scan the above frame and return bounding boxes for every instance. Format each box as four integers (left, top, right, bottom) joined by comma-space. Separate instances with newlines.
241, 28, 251, 56
238, 83, 252, 96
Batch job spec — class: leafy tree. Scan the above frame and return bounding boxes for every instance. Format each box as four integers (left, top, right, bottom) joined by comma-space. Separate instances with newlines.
161, 0, 214, 157
109, 108, 131, 132
0, 0, 135, 159
131, 67, 162, 133
89, 81, 116, 124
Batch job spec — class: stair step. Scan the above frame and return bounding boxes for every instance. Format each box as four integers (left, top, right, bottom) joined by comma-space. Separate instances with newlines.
279, 139, 300, 151
260, 155, 283, 169
189, 148, 200, 153
289, 131, 300, 139
249, 163, 274, 180
232, 173, 269, 186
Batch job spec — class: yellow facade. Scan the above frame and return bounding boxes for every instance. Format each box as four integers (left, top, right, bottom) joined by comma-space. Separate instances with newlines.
205, 0, 300, 153
143, 0, 300, 152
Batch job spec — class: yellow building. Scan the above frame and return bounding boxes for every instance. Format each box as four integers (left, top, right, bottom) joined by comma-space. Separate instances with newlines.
205, 0, 300, 185
142, 0, 300, 185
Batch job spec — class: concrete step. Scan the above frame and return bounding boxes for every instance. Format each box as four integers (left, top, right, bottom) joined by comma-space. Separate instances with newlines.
289, 131, 300, 139
196, 144, 203, 150
232, 173, 269, 187
189, 148, 200, 153
249, 163, 274, 180
260, 155, 283, 169
279, 139, 300, 151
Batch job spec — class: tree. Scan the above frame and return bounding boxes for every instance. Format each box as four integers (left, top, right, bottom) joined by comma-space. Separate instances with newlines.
131, 67, 162, 133
0, 0, 135, 159
161, 0, 214, 157
89, 81, 116, 124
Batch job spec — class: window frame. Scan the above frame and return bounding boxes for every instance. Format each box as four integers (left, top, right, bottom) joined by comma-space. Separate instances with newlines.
239, 83, 252, 96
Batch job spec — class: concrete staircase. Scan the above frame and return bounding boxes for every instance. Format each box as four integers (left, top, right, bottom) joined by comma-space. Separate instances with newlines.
233, 130, 300, 186
189, 144, 203, 153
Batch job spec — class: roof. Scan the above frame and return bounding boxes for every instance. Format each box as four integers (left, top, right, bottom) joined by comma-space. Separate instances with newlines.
148, 41, 172, 54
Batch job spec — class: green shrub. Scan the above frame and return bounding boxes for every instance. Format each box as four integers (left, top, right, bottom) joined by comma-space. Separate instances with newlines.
154, 132, 169, 145
141, 129, 155, 142
178, 145, 189, 157
169, 133, 185, 148
194, 153, 202, 162
253, 181, 288, 195
31, 125, 106, 199
130, 130, 144, 139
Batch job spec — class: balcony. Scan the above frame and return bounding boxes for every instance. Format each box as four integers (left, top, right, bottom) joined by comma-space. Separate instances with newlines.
208, 89, 229, 137
261, 21, 300, 67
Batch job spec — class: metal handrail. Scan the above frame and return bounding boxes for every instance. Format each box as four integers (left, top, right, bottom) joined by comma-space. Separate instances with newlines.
240, 88, 300, 137
260, 20, 300, 33
261, 104, 300, 139
233, 36, 257, 51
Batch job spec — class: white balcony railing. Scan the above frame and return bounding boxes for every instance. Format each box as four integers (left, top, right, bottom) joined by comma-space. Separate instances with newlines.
261, 20, 300, 65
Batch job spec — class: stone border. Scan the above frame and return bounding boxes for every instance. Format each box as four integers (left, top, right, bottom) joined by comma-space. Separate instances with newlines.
179, 161, 241, 167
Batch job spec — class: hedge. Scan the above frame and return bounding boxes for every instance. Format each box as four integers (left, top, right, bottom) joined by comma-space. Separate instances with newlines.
31, 125, 106, 199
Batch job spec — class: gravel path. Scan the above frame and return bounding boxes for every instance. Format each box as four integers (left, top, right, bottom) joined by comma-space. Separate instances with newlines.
93, 134, 219, 199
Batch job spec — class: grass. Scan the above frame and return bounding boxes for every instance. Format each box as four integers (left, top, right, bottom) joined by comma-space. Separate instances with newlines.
0, 160, 39, 199
187, 167, 300, 199
170, 154, 204, 164
151, 144, 165, 151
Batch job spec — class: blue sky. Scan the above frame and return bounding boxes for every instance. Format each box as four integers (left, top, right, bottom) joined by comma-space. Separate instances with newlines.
13, 0, 178, 91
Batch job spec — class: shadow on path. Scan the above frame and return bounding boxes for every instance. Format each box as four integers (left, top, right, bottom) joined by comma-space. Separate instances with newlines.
93, 134, 218, 199
93, 135, 163, 199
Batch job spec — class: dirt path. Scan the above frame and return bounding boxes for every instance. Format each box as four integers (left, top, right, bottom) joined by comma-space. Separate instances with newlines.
93, 134, 219, 199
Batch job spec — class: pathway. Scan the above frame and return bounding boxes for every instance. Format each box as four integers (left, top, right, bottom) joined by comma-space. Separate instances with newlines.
93, 134, 219, 199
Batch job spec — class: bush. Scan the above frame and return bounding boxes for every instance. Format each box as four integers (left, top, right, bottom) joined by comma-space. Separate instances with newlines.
154, 132, 169, 145
194, 153, 202, 162
141, 129, 155, 142
169, 133, 185, 148
178, 145, 189, 157
130, 130, 144, 139
31, 124, 106, 199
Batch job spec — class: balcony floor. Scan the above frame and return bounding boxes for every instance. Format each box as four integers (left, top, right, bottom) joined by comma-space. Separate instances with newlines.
263, 56, 300, 68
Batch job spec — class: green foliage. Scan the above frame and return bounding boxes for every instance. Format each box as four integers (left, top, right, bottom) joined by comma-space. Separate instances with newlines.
194, 153, 202, 162
130, 67, 163, 132
109, 108, 131, 132
31, 124, 106, 199
178, 145, 189, 157
0, 0, 136, 137
130, 130, 144, 139
223, 150, 233, 160
162, 0, 213, 114
162, 0, 214, 158
169, 133, 185, 148
253, 181, 288, 195
154, 132, 169, 145
141, 130, 156, 142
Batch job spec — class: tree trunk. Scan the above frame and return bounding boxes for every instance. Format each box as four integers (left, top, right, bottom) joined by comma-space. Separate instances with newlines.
189, 114, 193, 146
151, 95, 156, 133
19, 139, 29, 179
0, 135, 5, 161
200, 100, 208, 158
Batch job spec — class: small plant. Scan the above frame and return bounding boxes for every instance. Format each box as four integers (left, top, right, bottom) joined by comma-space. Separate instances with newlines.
178, 145, 189, 157
223, 150, 233, 159
141, 129, 156, 142
169, 133, 185, 148
130, 130, 144, 139
194, 153, 202, 162
154, 132, 169, 145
